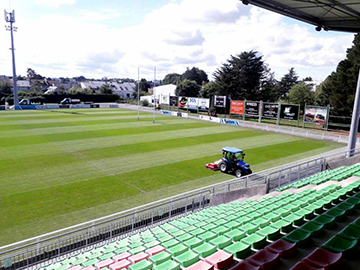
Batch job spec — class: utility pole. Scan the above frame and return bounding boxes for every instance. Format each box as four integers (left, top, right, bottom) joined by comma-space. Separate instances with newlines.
137, 67, 140, 120
4, 9, 19, 109
153, 67, 156, 123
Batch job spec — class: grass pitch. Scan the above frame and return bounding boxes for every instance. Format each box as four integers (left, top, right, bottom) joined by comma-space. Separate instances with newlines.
0, 108, 343, 245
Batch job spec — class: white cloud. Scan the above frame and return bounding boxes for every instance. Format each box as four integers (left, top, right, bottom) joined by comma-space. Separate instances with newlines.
0, 0, 354, 81
34, 0, 76, 7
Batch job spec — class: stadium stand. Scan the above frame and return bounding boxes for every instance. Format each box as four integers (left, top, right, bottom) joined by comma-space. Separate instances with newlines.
31, 164, 360, 270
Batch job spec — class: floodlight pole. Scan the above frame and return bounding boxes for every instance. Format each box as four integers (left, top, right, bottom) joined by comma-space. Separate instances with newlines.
347, 69, 360, 157
4, 9, 19, 109
153, 66, 156, 123
137, 67, 140, 120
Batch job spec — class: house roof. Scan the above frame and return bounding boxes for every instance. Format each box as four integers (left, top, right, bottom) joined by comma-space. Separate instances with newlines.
244, 0, 360, 33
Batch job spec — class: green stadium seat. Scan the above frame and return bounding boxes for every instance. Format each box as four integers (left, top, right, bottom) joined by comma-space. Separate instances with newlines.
252, 217, 270, 228
270, 219, 294, 233
82, 258, 99, 268
256, 226, 281, 241
335, 201, 355, 215
193, 242, 217, 258
174, 250, 200, 267
284, 213, 305, 226
198, 231, 217, 242
345, 197, 360, 209
339, 224, 360, 241
239, 223, 258, 235
184, 237, 203, 249
177, 233, 192, 243
154, 260, 180, 270
99, 252, 115, 261
224, 220, 240, 230
168, 243, 188, 256
313, 214, 336, 229
224, 229, 246, 241
209, 235, 232, 249
190, 228, 206, 237
203, 223, 217, 231
263, 212, 281, 222
129, 260, 153, 270
325, 208, 346, 222
300, 221, 325, 238
321, 234, 357, 256
183, 260, 213, 270
211, 226, 230, 236
163, 239, 179, 249
149, 251, 172, 265
282, 228, 312, 247
241, 233, 267, 249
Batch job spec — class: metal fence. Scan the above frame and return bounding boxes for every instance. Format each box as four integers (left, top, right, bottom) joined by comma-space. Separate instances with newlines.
2, 147, 359, 270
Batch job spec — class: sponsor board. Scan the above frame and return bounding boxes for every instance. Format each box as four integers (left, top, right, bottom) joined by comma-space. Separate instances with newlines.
170, 96, 178, 107
178, 96, 188, 109
35, 105, 60, 110
263, 103, 279, 119
214, 96, 226, 107
230, 101, 245, 115
70, 104, 91, 109
161, 110, 172, 115
199, 115, 211, 121
180, 112, 189, 118
220, 118, 240, 126
187, 97, 198, 110
304, 106, 328, 125
280, 104, 299, 120
199, 114, 221, 123
90, 104, 100, 108
245, 101, 259, 116
198, 98, 210, 111
0, 106, 5, 110
19, 105, 36, 110
171, 111, 178, 116
160, 95, 170, 105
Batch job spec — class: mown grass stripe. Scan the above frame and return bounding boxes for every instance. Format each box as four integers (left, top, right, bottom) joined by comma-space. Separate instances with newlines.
0, 134, 300, 196
0, 116, 177, 131
0, 122, 217, 147
0, 125, 240, 160
0, 130, 265, 178
0, 138, 335, 231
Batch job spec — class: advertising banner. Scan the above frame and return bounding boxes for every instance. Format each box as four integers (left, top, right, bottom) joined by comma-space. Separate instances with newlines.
220, 118, 241, 126
161, 110, 172, 115
35, 105, 60, 110
178, 96, 188, 109
199, 115, 211, 121
70, 104, 91, 109
230, 101, 245, 115
280, 104, 299, 120
263, 103, 279, 119
0, 106, 5, 110
198, 98, 210, 111
304, 106, 328, 125
245, 101, 260, 116
187, 97, 198, 110
160, 95, 170, 105
171, 111, 178, 116
170, 96, 178, 107
214, 96, 226, 107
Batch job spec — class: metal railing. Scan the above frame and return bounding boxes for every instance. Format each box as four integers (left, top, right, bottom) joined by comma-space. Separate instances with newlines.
2, 147, 360, 269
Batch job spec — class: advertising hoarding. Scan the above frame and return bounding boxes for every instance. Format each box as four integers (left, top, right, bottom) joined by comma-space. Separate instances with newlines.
279, 104, 299, 120
220, 118, 241, 126
214, 96, 226, 107
245, 101, 259, 116
170, 96, 178, 107
198, 98, 210, 111
187, 97, 198, 110
304, 106, 328, 125
263, 103, 279, 119
160, 95, 170, 105
178, 96, 188, 109
230, 101, 245, 115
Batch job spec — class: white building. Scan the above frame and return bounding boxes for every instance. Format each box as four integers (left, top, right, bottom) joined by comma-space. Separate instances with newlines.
80, 81, 135, 99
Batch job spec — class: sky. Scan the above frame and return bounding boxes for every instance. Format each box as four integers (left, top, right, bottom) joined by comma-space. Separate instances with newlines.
0, 0, 355, 82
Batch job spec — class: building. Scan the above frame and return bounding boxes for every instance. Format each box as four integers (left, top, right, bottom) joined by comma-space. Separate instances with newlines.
80, 81, 135, 99
10, 79, 31, 91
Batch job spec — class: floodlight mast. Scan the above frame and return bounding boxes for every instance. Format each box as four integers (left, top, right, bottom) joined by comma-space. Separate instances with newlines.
4, 9, 19, 109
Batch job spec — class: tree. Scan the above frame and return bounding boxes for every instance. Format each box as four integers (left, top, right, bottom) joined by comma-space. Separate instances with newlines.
181, 67, 208, 85
99, 83, 113, 94
200, 81, 219, 98
316, 34, 360, 116
163, 73, 181, 85
278, 67, 299, 99
287, 82, 314, 110
315, 78, 331, 106
135, 79, 151, 92
213, 51, 275, 100
27, 68, 43, 80
175, 80, 201, 97
0, 81, 12, 104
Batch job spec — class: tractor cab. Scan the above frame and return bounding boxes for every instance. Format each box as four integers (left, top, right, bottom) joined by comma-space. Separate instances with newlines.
220, 147, 252, 178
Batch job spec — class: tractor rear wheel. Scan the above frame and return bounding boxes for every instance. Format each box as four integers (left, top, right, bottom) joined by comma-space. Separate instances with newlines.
235, 170, 243, 178
219, 162, 228, 173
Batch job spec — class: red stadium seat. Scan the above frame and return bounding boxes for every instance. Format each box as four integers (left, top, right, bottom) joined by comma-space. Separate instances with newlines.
185, 260, 214, 270
290, 261, 325, 270
303, 248, 342, 270
114, 252, 132, 262
246, 250, 280, 270
146, 245, 166, 256
109, 259, 132, 270
204, 250, 234, 269
265, 239, 297, 258
95, 258, 115, 269
67, 266, 83, 270
230, 261, 260, 270
82, 267, 96, 270
128, 252, 150, 264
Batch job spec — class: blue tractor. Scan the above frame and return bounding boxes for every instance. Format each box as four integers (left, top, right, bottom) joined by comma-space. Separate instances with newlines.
206, 147, 252, 178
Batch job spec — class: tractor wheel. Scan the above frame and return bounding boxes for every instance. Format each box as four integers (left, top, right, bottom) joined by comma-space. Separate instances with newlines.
219, 162, 228, 173
235, 170, 243, 178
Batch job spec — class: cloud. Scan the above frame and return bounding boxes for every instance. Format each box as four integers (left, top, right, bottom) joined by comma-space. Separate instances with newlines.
0, 0, 354, 82
35, 0, 76, 8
